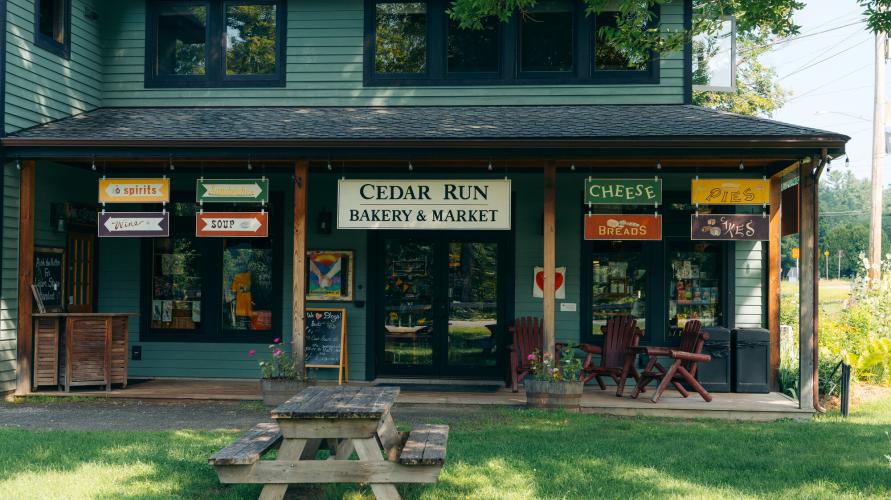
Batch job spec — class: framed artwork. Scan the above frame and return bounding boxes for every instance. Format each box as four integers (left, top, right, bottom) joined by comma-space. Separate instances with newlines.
306, 250, 354, 302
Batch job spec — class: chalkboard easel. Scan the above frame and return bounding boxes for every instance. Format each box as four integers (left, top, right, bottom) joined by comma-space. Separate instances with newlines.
304, 308, 349, 384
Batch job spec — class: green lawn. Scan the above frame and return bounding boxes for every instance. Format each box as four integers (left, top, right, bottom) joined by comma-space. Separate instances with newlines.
2, 398, 891, 499
781, 279, 851, 314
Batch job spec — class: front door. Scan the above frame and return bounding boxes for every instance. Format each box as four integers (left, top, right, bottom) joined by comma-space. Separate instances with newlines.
376, 233, 505, 378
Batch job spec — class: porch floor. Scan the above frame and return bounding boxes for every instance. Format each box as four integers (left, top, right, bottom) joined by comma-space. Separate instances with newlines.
25, 378, 811, 421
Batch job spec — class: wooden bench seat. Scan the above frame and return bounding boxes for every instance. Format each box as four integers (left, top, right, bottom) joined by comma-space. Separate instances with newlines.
208, 423, 282, 466
397, 424, 449, 466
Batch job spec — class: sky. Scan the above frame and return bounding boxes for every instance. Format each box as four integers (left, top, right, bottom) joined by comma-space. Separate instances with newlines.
761, 0, 885, 183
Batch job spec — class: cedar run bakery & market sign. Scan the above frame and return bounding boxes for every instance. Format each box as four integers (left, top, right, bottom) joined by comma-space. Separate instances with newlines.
337, 179, 511, 230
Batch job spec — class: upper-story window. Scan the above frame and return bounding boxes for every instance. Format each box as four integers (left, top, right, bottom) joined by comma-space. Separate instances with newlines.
35, 0, 71, 59
364, 0, 658, 86
146, 0, 285, 88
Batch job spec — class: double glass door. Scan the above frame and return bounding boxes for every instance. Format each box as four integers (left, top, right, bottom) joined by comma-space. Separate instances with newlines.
378, 234, 503, 377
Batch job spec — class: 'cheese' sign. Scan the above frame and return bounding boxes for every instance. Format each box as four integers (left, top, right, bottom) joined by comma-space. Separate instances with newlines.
584, 214, 662, 240
691, 179, 769, 205
337, 179, 511, 230
585, 178, 662, 205
196, 212, 269, 237
99, 178, 170, 204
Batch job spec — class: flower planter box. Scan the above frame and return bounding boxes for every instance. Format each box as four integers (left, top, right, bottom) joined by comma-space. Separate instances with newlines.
260, 379, 311, 406
524, 379, 584, 410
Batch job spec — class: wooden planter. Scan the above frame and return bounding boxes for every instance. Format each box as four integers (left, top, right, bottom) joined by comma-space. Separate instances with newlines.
525, 379, 584, 410
260, 379, 311, 406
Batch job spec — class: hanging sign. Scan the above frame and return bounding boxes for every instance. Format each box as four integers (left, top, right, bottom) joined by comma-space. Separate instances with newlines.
337, 179, 511, 230
99, 178, 170, 204
196, 178, 269, 203
691, 178, 769, 205
691, 214, 769, 241
584, 214, 662, 240
584, 178, 662, 205
98, 212, 170, 237
196, 211, 268, 237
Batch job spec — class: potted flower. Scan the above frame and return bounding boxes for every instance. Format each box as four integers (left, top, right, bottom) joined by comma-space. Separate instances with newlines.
524, 345, 584, 410
249, 338, 310, 406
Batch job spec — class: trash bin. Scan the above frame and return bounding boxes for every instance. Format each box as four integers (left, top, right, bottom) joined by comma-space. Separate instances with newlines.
697, 327, 731, 392
732, 328, 771, 393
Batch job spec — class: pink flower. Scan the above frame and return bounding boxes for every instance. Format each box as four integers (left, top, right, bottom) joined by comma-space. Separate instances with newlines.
272, 348, 283, 357
543, 352, 551, 358
527, 354, 536, 361
247, 349, 257, 357
273, 337, 281, 344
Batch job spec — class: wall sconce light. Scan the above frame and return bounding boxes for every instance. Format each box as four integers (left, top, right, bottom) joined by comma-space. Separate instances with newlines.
317, 208, 332, 234
50, 203, 67, 233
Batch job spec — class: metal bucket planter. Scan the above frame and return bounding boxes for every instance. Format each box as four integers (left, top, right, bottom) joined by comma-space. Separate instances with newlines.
524, 379, 584, 411
260, 378, 311, 406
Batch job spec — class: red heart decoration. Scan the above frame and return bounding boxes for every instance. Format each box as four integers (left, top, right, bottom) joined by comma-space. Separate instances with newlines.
535, 271, 564, 292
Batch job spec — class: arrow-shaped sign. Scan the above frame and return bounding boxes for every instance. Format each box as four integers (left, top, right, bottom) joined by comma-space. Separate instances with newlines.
196, 179, 269, 203
99, 178, 170, 204
196, 212, 269, 238
98, 212, 170, 238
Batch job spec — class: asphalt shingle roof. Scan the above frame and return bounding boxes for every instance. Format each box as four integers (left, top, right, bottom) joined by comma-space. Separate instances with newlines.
7, 105, 847, 142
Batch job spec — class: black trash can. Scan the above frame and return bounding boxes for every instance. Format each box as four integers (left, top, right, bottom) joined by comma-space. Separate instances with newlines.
732, 328, 771, 393
697, 327, 731, 392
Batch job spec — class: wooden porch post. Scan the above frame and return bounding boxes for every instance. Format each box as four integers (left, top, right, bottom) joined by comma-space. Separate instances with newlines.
293, 160, 309, 376
768, 174, 782, 390
15, 160, 36, 396
543, 162, 557, 359
798, 158, 817, 410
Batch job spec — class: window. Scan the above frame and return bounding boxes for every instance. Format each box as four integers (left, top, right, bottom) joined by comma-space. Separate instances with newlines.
146, 0, 285, 87
35, 0, 70, 58
519, 0, 574, 73
142, 194, 282, 342
374, 2, 428, 74
594, 11, 650, 71
365, 0, 657, 85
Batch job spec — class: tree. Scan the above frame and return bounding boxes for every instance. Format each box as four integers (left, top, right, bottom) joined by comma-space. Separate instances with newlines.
823, 224, 885, 278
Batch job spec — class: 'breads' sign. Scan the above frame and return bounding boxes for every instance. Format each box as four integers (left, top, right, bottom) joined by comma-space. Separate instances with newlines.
584, 214, 662, 240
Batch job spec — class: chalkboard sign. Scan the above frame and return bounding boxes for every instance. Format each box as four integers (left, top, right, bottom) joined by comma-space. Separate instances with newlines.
305, 308, 348, 383
34, 247, 65, 310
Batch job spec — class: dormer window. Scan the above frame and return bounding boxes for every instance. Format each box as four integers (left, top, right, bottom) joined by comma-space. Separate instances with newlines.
146, 0, 285, 88
364, 0, 657, 86
35, 0, 71, 59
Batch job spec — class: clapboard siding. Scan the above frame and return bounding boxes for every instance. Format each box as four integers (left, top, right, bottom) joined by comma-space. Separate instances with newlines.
0, 164, 20, 393
735, 241, 765, 328
4, 0, 102, 135
100, 0, 685, 107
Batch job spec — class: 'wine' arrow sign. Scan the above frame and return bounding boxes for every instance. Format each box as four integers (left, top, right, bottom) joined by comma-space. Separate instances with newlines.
196, 212, 269, 237
196, 179, 269, 203
98, 212, 170, 237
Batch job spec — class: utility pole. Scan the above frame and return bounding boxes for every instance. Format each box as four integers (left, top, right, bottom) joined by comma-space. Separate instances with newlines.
838, 250, 843, 280
869, 31, 886, 283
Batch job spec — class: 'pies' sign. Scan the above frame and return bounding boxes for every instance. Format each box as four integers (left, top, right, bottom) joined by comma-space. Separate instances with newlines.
691, 214, 769, 241
691, 179, 769, 205
584, 214, 662, 240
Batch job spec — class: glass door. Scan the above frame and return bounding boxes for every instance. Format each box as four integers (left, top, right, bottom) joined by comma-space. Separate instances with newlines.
589, 241, 649, 338
668, 240, 723, 339
378, 235, 504, 377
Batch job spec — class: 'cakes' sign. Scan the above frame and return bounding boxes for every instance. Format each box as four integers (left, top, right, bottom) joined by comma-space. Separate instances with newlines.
584, 214, 662, 240
337, 179, 511, 230
691, 214, 769, 241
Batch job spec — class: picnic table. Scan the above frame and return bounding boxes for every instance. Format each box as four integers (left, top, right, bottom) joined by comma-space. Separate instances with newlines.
209, 386, 449, 500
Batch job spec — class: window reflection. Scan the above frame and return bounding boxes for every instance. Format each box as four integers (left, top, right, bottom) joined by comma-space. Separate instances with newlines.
151, 238, 202, 330
594, 11, 649, 71
375, 2, 427, 74
447, 17, 499, 73
222, 239, 274, 332
226, 4, 277, 75
520, 0, 574, 72
156, 5, 208, 76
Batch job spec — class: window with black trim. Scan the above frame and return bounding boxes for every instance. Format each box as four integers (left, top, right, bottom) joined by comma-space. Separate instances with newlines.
35, 0, 71, 59
364, 0, 658, 85
146, 0, 285, 87
142, 194, 283, 343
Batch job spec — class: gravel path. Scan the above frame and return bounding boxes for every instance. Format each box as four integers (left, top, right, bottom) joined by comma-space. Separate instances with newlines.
0, 399, 488, 431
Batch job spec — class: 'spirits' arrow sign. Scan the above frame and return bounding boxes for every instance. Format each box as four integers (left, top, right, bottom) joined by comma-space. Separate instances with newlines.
98, 212, 170, 238
196, 212, 269, 237
99, 178, 170, 203
196, 179, 269, 203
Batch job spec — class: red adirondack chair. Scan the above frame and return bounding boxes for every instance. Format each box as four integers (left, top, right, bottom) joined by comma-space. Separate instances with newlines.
578, 316, 644, 397
507, 317, 565, 392
630, 320, 712, 403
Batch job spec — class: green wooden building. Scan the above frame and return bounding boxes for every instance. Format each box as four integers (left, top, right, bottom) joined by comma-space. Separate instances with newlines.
0, 0, 846, 411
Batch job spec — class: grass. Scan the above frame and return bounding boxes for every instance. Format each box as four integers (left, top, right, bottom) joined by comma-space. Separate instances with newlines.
3, 398, 891, 499
781, 279, 851, 315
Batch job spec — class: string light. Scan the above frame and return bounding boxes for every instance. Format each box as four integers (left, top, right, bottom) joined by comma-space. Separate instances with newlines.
15, 157, 20, 171
168, 155, 175, 171
91, 156, 97, 172
408, 160, 413, 172
488, 160, 493, 171
739, 161, 745, 170
327, 159, 333, 171
656, 160, 662, 170
247, 156, 253, 171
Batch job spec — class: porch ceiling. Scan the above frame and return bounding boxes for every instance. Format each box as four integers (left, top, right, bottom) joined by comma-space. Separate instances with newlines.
2, 105, 848, 164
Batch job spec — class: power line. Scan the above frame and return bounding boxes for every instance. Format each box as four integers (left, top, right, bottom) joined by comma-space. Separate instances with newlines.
778, 36, 872, 81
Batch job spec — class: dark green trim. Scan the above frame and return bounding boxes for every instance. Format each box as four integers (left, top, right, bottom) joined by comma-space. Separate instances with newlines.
34, 0, 71, 60
683, 0, 692, 104
1, 0, 7, 138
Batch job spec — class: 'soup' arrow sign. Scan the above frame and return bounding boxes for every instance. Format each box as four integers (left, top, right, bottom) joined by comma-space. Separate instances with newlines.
98, 212, 170, 238
196, 212, 269, 237
196, 179, 269, 203
98, 178, 170, 203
